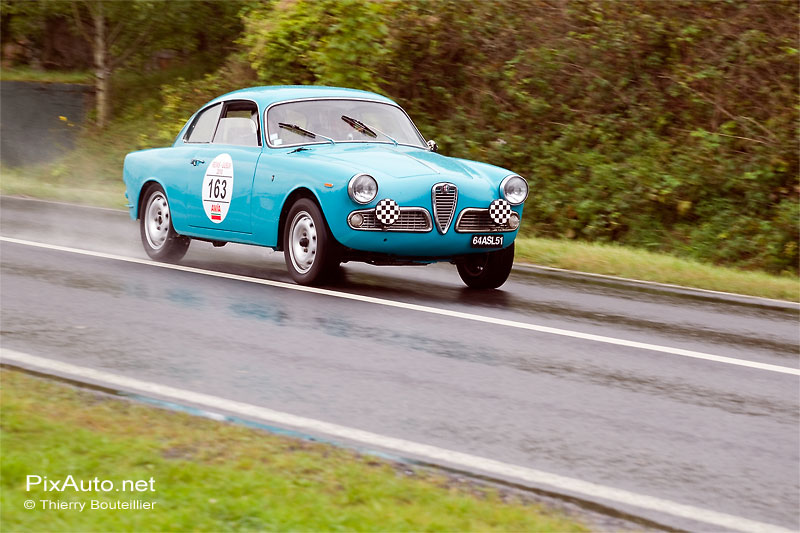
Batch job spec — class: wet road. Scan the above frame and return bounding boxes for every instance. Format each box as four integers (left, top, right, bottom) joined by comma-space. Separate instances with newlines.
1, 197, 798, 531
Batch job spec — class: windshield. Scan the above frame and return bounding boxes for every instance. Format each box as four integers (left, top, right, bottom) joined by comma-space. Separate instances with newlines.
266, 99, 426, 148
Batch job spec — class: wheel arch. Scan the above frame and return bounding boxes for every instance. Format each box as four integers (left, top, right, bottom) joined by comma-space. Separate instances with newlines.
136, 179, 168, 220
276, 187, 325, 251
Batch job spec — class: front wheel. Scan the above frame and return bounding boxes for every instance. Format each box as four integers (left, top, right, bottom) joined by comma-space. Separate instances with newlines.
139, 185, 190, 262
456, 243, 515, 289
283, 198, 338, 285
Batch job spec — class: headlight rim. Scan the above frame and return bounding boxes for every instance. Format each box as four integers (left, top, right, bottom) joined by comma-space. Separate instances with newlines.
500, 174, 529, 206
348, 173, 378, 205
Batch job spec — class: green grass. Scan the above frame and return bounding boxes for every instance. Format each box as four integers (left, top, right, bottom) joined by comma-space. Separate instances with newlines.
0, 66, 93, 84
515, 237, 799, 302
0, 369, 585, 532
0, 109, 143, 210
0, 165, 126, 209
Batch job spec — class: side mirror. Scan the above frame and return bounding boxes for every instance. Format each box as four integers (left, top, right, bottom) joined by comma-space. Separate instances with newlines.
427, 139, 438, 153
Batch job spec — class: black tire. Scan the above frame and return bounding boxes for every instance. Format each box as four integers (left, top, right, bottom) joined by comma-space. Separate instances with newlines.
283, 198, 339, 285
456, 243, 515, 289
139, 184, 190, 262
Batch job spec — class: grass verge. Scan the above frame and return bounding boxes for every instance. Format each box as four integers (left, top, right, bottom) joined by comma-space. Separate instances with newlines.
0, 166, 126, 209
2, 158, 797, 301
515, 238, 799, 302
0, 369, 585, 532
0, 67, 93, 84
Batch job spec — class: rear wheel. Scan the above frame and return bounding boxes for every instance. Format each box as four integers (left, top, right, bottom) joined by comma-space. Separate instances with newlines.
139, 185, 190, 262
283, 198, 338, 285
456, 243, 515, 289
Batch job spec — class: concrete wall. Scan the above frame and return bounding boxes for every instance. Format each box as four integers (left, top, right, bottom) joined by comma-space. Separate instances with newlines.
1, 81, 92, 167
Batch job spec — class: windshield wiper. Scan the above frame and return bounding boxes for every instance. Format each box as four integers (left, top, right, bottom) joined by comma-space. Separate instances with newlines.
341, 115, 398, 146
287, 146, 311, 154
278, 123, 334, 144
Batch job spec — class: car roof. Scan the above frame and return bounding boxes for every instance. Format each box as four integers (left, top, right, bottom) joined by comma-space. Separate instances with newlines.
207, 86, 397, 109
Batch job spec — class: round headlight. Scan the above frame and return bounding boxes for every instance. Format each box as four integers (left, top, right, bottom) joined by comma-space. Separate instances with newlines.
348, 174, 378, 204
500, 175, 529, 205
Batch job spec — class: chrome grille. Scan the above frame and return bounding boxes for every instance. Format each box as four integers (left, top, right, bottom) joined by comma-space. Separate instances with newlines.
432, 182, 458, 234
348, 207, 432, 232
455, 208, 514, 232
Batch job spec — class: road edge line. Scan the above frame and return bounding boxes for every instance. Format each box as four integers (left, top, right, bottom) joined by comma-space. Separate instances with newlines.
2, 194, 796, 307
2, 235, 798, 377
1, 348, 793, 533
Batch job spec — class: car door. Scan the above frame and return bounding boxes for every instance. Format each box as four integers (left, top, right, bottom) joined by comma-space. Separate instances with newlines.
183, 100, 261, 236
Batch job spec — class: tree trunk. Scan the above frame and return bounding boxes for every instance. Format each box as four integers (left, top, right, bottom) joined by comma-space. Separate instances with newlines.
92, 3, 109, 128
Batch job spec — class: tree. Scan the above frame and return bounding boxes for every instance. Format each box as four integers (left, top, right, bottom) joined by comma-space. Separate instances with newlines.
68, 0, 245, 128
1, 0, 88, 69
2, 0, 247, 128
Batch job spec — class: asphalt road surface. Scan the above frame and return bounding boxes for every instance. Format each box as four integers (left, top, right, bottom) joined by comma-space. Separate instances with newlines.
1, 196, 798, 531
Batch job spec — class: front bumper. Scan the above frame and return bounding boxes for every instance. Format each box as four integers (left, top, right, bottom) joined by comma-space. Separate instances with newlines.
333, 204, 522, 257
322, 173, 524, 257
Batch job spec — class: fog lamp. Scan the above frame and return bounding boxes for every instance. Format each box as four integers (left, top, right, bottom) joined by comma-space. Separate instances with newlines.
349, 213, 364, 228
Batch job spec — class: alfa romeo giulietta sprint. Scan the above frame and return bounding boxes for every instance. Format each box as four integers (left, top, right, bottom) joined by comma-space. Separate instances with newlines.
123, 86, 528, 288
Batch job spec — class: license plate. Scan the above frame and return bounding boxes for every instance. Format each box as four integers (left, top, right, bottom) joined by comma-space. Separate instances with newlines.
470, 234, 504, 248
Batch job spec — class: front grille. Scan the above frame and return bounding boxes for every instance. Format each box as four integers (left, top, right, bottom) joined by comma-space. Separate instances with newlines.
348, 207, 432, 232
455, 208, 514, 232
432, 183, 458, 234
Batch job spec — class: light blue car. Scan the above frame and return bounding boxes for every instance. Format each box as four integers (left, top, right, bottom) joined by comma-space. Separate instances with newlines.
123, 86, 528, 288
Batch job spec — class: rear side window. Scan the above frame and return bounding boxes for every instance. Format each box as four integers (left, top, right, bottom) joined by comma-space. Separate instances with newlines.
212, 101, 260, 147
185, 103, 222, 143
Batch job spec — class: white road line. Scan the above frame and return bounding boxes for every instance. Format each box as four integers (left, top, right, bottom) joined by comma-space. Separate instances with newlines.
0, 348, 792, 533
5, 194, 799, 307
6, 194, 799, 307
2, 236, 798, 377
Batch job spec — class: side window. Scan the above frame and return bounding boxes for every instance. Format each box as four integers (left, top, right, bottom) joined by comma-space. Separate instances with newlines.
185, 103, 222, 143
212, 101, 260, 147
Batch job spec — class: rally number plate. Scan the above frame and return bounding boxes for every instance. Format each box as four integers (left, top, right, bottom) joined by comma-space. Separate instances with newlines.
470, 234, 504, 248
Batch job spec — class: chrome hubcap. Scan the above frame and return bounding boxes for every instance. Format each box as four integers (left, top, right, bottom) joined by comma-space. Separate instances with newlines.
289, 211, 317, 274
145, 192, 170, 250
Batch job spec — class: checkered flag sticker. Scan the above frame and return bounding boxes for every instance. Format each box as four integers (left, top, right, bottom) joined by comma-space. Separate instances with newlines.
375, 198, 401, 226
488, 199, 512, 225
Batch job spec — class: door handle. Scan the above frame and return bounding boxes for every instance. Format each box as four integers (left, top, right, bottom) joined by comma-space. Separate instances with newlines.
190, 159, 205, 166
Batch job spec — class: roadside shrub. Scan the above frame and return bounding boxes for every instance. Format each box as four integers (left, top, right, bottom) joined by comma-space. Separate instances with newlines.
150, 0, 798, 273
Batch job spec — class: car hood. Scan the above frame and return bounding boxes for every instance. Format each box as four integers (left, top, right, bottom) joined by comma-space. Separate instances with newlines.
306, 145, 483, 180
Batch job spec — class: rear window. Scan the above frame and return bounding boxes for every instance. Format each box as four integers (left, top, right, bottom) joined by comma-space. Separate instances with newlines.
212, 101, 260, 147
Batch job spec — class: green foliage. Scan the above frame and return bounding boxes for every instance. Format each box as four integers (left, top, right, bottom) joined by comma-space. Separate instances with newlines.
1, 0, 248, 70
1, 0, 69, 40
240, 0, 390, 92
143, 60, 258, 147
11, 0, 795, 274
231, 0, 798, 273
